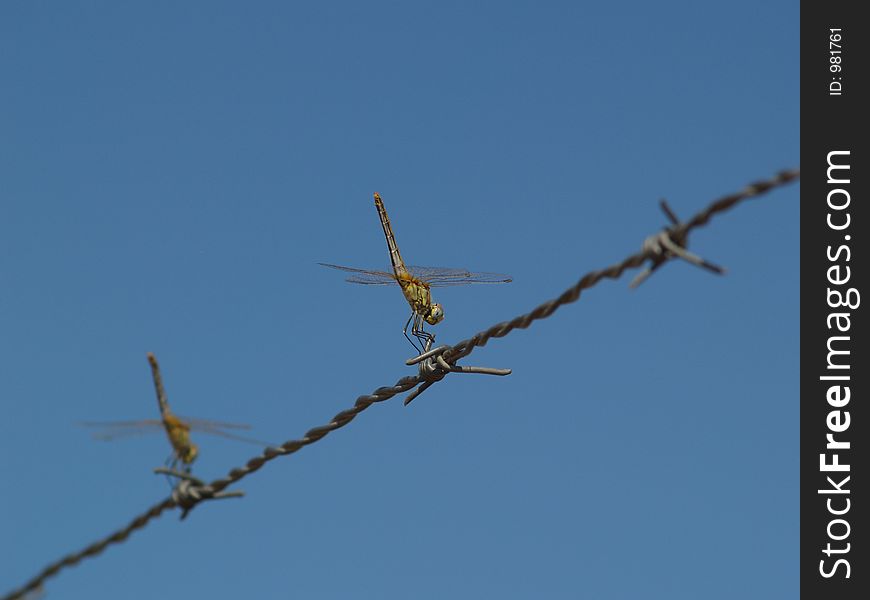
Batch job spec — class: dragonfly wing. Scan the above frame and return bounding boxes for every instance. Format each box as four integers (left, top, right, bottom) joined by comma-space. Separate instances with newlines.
79, 420, 165, 441
180, 417, 252, 431
186, 425, 275, 447
406, 265, 513, 287
318, 263, 399, 285
177, 416, 274, 445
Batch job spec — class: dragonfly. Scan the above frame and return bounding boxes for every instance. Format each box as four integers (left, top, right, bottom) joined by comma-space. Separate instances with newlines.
320, 192, 512, 352
81, 353, 270, 472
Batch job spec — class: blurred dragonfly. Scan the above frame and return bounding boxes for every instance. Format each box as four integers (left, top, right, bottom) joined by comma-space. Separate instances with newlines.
81, 353, 271, 472
320, 192, 512, 352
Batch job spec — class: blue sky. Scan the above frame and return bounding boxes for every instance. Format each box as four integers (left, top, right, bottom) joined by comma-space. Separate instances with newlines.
1, 2, 798, 599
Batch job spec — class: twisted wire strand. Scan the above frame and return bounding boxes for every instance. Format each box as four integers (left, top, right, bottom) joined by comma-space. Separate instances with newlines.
3, 499, 176, 600
2, 168, 798, 600
188, 375, 423, 497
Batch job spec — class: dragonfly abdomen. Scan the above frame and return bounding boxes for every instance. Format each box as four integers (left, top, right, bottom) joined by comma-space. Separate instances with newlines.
374, 192, 408, 277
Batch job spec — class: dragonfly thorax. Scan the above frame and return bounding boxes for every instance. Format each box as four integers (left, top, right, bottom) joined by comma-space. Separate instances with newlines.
163, 414, 199, 465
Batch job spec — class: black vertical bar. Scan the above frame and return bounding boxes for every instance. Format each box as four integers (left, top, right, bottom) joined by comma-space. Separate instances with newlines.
801, 1, 868, 597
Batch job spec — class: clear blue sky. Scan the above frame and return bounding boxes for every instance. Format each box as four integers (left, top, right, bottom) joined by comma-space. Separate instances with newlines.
1, 2, 798, 598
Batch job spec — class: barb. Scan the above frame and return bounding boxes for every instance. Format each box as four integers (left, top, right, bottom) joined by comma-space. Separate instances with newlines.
404, 343, 512, 405
154, 468, 246, 520
2, 168, 798, 600
629, 199, 726, 288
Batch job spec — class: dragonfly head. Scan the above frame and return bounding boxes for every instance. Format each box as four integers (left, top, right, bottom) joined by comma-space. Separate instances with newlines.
425, 303, 444, 325
180, 443, 199, 465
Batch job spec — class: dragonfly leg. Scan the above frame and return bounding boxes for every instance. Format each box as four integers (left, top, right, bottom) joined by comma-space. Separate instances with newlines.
163, 451, 190, 473
403, 312, 424, 353
411, 313, 435, 354
161, 452, 181, 488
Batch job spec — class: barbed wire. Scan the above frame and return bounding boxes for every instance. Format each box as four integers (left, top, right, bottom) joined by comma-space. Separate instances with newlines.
4, 499, 176, 600
2, 168, 799, 600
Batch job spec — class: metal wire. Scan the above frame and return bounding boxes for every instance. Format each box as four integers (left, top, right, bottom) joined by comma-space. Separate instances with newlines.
1, 168, 799, 600
2, 498, 177, 600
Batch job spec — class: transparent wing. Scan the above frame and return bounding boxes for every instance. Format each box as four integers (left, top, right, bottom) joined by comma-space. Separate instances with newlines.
80, 417, 272, 446
320, 262, 512, 287
178, 416, 253, 431
318, 263, 399, 285
406, 266, 513, 287
186, 426, 274, 447
178, 416, 273, 446
79, 420, 165, 441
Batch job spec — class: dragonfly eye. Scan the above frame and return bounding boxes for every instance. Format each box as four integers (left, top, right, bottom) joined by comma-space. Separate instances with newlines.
426, 303, 444, 325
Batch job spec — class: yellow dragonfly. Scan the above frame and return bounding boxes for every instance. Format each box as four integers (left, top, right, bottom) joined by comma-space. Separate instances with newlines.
82, 353, 270, 472
320, 192, 512, 351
